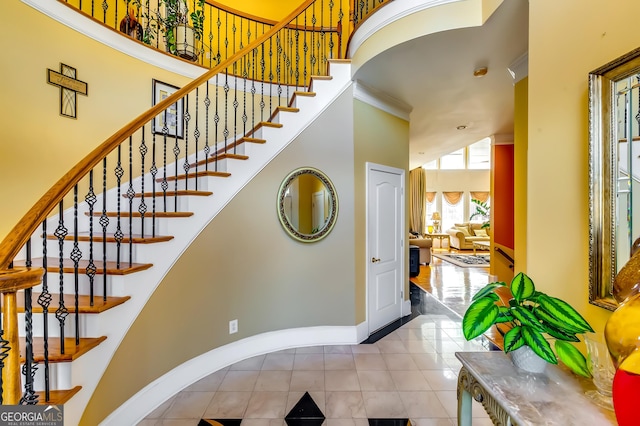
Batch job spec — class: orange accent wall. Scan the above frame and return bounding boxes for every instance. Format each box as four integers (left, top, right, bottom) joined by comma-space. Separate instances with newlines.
494, 144, 514, 249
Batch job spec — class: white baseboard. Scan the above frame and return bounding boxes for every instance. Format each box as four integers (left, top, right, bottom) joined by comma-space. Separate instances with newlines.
101, 323, 364, 426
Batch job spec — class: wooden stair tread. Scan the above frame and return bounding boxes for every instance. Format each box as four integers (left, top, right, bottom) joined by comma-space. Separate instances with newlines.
294, 91, 316, 97
36, 386, 82, 405
47, 233, 174, 244
275, 106, 300, 113
87, 211, 193, 218
15, 258, 153, 275
310, 75, 333, 80
17, 293, 131, 314
256, 121, 283, 129
20, 336, 107, 363
128, 190, 213, 198
158, 171, 231, 182
190, 153, 249, 168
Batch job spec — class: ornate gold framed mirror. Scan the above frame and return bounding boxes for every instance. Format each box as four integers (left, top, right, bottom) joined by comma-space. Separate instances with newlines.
277, 167, 338, 243
589, 46, 640, 310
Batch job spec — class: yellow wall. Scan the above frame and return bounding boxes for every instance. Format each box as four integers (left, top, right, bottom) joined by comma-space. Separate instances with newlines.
513, 77, 527, 274
353, 99, 410, 323
527, 0, 640, 332
0, 1, 192, 242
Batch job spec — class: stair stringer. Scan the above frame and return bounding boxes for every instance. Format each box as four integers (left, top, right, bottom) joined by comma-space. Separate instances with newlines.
52, 60, 353, 426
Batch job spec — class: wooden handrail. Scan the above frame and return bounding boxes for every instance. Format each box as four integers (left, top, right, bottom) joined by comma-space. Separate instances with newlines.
0, 0, 318, 270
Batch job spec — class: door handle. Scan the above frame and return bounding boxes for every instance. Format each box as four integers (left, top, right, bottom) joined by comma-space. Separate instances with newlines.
371, 257, 380, 263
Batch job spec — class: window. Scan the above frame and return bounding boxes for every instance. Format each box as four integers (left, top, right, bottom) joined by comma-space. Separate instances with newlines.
442, 192, 464, 230
425, 192, 437, 232
422, 160, 438, 170
440, 149, 465, 169
467, 138, 491, 169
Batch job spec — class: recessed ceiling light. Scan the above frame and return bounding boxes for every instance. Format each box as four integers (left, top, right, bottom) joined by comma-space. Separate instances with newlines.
473, 67, 488, 77
457, 125, 467, 130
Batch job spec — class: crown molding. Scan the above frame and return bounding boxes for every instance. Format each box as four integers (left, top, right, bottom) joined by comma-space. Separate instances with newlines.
508, 52, 529, 83
354, 81, 412, 120
492, 134, 514, 145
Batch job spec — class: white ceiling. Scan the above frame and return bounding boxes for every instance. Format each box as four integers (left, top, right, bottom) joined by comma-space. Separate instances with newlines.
352, 0, 529, 169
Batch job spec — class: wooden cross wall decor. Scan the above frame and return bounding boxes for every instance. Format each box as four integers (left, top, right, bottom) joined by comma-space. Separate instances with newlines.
47, 63, 88, 119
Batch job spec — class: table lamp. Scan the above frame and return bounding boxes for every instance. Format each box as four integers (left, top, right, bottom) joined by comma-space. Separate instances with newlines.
431, 212, 441, 233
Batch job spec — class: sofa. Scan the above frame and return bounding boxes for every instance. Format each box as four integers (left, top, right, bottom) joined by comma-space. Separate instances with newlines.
409, 234, 432, 264
445, 222, 490, 250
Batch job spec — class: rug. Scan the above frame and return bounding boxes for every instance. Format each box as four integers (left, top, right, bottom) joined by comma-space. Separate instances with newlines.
433, 252, 490, 268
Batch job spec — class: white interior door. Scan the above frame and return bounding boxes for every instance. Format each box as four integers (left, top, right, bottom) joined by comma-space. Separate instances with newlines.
367, 163, 404, 333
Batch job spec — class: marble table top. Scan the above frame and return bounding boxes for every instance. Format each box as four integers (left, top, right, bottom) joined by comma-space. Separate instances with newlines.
456, 351, 618, 425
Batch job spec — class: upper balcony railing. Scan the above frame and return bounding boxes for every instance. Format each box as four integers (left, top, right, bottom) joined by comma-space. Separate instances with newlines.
61, 0, 393, 69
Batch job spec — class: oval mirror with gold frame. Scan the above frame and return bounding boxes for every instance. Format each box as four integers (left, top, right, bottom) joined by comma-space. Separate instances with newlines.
589, 46, 640, 310
277, 167, 338, 242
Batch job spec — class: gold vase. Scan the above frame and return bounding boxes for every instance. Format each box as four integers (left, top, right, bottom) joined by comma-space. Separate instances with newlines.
604, 247, 640, 425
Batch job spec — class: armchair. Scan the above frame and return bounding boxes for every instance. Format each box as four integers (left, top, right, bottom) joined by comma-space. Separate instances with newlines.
408, 235, 432, 264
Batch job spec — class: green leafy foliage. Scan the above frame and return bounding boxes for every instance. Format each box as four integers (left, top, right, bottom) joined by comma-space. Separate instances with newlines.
510, 272, 535, 302
461, 272, 593, 377
555, 340, 590, 377
462, 297, 500, 340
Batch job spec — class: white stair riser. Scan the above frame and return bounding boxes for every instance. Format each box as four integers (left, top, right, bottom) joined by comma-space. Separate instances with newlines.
18, 311, 102, 339
31, 274, 131, 298
20, 363, 73, 394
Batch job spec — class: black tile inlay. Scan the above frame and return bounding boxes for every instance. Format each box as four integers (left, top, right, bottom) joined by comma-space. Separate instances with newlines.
361, 284, 425, 344
285, 391, 325, 426
198, 420, 242, 426
368, 419, 411, 426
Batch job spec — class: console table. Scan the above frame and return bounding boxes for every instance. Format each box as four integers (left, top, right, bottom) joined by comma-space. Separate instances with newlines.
456, 351, 617, 425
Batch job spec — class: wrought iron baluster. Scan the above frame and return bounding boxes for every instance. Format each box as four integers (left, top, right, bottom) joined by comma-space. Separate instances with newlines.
194, 88, 201, 189
101, 0, 107, 24
233, 22, 239, 155
161, 113, 169, 212
223, 71, 230, 154
260, 38, 266, 123
276, 33, 282, 106
127, 136, 135, 267
150, 132, 158, 238
183, 94, 191, 194
329, 0, 335, 59
71, 185, 83, 345
204, 82, 211, 174
114, 146, 124, 269
214, 73, 220, 171
20, 240, 38, 405
38, 222, 51, 401
85, 171, 97, 306
100, 158, 109, 301
295, 16, 300, 88
172, 107, 181, 210
54, 201, 69, 354
139, 128, 148, 238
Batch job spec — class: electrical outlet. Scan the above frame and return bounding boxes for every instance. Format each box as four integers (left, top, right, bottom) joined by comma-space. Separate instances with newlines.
229, 319, 238, 334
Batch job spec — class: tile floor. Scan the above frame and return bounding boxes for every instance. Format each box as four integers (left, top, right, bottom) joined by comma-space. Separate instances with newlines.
137, 287, 493, 426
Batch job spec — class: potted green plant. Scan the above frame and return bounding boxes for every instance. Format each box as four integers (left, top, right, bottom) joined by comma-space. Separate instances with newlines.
462, 272, 594, 376
139, 0, 205, 61
469, 198, 490, 229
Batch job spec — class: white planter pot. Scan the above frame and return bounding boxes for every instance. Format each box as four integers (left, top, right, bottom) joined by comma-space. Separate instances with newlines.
175, 25, 199, 61
509, 346, 548, 373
